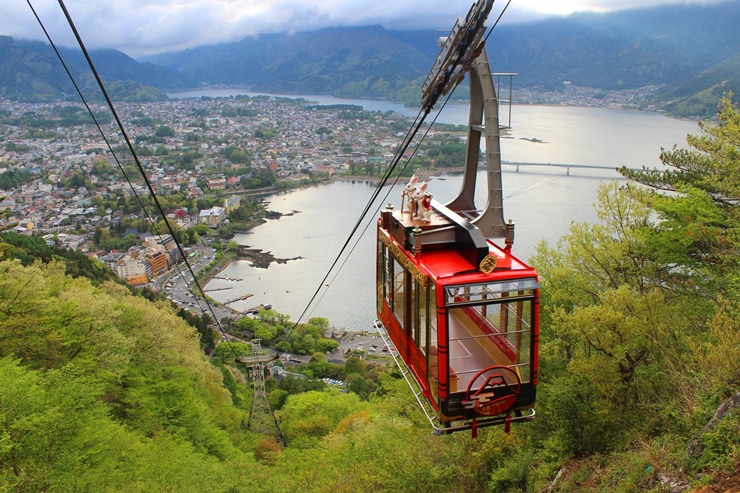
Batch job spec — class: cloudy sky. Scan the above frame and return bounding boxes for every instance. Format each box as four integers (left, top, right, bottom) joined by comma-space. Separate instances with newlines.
3, 0, 729, 57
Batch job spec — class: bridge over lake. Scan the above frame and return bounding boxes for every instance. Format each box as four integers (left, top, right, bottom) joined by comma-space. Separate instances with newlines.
502, 161, 641, 175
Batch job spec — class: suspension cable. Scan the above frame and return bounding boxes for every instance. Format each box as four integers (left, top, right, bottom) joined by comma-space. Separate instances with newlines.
36, 0, 238, 356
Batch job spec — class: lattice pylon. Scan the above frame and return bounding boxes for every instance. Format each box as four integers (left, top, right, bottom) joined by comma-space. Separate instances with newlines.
246, 341, 283, 444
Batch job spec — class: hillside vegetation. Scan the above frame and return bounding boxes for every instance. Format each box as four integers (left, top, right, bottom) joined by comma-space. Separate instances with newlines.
2, 99, 740, 491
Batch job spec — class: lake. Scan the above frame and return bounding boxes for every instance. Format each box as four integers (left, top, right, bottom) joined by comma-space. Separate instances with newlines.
192, 91, 700, 332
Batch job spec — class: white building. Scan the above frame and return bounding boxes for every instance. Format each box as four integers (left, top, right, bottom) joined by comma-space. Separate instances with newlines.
199, 206, 226, 228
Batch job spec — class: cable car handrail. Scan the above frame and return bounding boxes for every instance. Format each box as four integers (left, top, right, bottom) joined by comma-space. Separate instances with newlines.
445, 294, 536, 307
448, 326, 532, 340
374, 323, 449, 431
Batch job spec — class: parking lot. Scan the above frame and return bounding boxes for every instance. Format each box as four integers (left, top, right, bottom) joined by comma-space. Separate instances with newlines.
336, 329, 396, 361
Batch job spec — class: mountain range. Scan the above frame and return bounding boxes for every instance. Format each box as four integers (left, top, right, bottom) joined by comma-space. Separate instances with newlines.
2, 1, 740, 117
0, 36, 194, 103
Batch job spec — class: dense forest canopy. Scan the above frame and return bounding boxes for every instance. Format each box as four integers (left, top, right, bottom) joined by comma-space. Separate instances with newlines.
1, 96, 740, 491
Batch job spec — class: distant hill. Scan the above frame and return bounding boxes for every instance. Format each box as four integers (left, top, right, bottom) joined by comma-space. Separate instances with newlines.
144, 1, 740, 116
656, 53, 740, 117
0, 36, 195, 102
147, 25, 432, 104
2, 1, 740, 115
481, 2, 740, 90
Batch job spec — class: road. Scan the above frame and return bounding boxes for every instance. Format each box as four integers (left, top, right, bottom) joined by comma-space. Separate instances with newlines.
155, 245, 390, 363
157, 241, 237, 323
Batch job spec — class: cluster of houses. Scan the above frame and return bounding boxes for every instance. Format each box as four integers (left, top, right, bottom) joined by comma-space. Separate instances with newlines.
84, 196, 240, 286
98, 234, 180, 286
0, 94, 411, 284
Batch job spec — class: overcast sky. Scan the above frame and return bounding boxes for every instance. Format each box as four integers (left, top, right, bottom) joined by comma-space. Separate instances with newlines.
3, 0, 729, 57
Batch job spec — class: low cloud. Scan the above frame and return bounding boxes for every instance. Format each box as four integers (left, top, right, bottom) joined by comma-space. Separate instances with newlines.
3, 0, 728, 57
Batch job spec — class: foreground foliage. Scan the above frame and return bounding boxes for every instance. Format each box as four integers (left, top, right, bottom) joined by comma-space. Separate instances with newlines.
0, 259, 256, 491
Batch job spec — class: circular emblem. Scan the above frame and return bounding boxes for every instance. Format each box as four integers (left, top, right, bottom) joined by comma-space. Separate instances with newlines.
461, 365, 521, 417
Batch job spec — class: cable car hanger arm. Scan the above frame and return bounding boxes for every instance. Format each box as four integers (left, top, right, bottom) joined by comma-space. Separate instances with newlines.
420, 0, 494, 113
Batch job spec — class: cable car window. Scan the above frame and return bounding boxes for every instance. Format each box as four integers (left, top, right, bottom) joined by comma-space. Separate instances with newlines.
417, 279, 427, 355
392, 258, 405, 328
411, 278, 418, 346
428, 284, 438, 401
385, 248, 393, 308
444, 279, 539, 305
447, 296, 534, 393
377, 242, 386, 313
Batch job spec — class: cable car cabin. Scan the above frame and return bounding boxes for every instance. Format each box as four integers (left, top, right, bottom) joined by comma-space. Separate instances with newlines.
373, 0, 536, 433
376, 199, 539, 433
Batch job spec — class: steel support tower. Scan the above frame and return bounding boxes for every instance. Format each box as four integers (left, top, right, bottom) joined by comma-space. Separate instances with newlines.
243, 339, 283, 444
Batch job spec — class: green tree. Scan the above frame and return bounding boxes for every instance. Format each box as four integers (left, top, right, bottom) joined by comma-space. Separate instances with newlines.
364, 161, 376, 176
155, 125, 175, 137
91, 159, 113, 176
344, 356, 365, 377
0, 259, 255, 491
0, 358, 120, 491
531, 182, 703, 451
254, 325, 277, 342
211, 341, 252, 365
292, 333, 316, 355
315, 338, 339, 353
236, 316, 260, 333
347, 373, 374, 400
278, 390, 368, 448
307, 317, 329, 331
268, 389, 289, 410
63, 171, 91, 190
620, 93, 740, 298
228, 148, 250, 164
193, 223, 210, 236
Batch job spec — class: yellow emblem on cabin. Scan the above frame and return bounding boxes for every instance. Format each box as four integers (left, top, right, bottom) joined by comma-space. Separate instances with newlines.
479, 254, 497, 274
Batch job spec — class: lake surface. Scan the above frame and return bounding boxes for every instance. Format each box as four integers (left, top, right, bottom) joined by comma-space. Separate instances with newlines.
195, 91, 700, 332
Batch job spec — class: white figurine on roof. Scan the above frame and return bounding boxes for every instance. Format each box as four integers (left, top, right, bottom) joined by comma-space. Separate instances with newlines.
411, 181, 433, 223
401, 174, 419, 217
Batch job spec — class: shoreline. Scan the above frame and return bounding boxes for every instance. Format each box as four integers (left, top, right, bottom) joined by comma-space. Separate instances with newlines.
334, 167, 466, 186
167, 86, 699, 121
203, 168, 465, 278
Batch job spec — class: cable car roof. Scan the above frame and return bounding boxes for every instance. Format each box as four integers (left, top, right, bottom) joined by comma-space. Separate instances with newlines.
416, 240, 538, 287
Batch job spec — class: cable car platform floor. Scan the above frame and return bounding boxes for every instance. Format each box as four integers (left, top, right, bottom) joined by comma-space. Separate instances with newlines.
446, 309, 518, 393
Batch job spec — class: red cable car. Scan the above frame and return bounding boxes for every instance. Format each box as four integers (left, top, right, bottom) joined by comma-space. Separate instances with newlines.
375, 0, 539, 434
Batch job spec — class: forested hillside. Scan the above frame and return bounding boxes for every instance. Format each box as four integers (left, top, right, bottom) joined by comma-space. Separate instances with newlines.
143, 1, 740, 114
1, 99, 740, 491
0, 36, 191, 103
